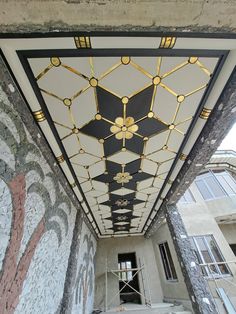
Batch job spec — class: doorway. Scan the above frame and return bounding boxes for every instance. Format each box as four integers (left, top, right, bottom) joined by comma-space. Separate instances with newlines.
118, 253, 141, 304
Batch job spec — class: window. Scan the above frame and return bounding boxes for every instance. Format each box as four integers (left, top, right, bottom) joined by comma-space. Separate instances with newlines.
230, 244, 236, 256
190, 235, 231, 277
215, 171, 236, 196
159, 242, 177, 281
178, 188, 195, 204
118, 261, 132, 281
195, 170, 236, 200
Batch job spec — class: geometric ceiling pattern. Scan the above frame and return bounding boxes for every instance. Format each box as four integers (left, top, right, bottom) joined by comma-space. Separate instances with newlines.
2, 34, 235, 237
27, 52, 218, 234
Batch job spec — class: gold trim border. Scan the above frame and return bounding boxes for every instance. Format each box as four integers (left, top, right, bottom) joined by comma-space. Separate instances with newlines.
56, 155, 65, 163
71, 182, 77, 188
179, 153, 187, 161
200, 108, 212, 120
159, 37, 176, 49
33, 110, 46, 122
74, 36, 91, 49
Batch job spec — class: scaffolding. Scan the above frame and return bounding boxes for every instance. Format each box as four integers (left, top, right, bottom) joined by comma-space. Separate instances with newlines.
104, 258, 152, 312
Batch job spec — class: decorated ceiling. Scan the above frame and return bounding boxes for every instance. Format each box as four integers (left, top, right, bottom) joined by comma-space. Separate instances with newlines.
1, 34, 236, 237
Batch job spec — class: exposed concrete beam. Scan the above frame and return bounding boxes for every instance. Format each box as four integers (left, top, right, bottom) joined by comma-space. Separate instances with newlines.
0, 0, 236, 34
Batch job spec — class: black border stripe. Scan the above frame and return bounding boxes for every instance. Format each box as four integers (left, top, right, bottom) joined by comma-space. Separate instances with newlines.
1, 31, 236, 39
16, 47, 228, 236
18, 48, 225, 58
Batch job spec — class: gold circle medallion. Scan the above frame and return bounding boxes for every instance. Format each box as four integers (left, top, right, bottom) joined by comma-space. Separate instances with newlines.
95, 113, 102, 120
121, 56, 131, 65
72, 127, 79, 134
89, 77, 98, 87
122, 96, 129, 105
189, 57, 198, 64
177, 95, 185, 103
63, 98, 71, 107
50, 57, 61, 67
147, 111, 154, 118
153, 76, 161, 85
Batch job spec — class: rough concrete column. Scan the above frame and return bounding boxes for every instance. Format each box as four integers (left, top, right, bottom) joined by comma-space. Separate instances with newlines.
165, 204, 217, 314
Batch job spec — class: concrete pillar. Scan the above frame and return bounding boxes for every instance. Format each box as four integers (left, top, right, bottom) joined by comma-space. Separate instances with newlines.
165, 204, 217, 314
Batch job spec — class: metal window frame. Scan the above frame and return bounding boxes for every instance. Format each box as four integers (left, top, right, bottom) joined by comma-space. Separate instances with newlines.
159, 242, 178, 282
178, 188, 196, 204
215, 171, 236, 196
118, 261, 132, 281
195, 170, 227, 200
192, 235, 231, 278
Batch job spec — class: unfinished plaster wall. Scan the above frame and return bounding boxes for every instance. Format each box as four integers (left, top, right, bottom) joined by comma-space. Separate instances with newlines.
94, 236, 163, 311
0, 55, 97, 314
151, 223, 190, 307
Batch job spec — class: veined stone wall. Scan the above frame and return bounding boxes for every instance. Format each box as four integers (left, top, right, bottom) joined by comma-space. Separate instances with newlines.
0, 55, 97, 314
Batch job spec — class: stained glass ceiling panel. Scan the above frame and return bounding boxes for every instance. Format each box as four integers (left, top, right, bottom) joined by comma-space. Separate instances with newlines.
27, 53, 218, 235
1, 34, 234, 237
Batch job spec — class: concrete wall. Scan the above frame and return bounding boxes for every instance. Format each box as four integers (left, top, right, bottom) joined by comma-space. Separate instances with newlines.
94, 236, 163, 311
151, 223, 190, 305
1, 0, 236, 34
0, 57, 97, 314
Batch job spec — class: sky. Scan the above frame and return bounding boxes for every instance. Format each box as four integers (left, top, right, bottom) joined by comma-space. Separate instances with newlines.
218, 122, 236, 151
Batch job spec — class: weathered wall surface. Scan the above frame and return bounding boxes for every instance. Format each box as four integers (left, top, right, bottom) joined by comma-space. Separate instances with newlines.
0, 55, 97, 314
1, 0, 236, 33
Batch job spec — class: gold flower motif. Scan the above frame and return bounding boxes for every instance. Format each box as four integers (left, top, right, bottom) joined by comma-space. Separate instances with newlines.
113, 172, 133, 184
115, 199, 129, 207
117, 215, 128, 221
110, 117, 138, 140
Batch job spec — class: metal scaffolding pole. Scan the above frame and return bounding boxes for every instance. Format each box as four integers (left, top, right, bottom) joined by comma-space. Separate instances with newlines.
104, 260, 152, 312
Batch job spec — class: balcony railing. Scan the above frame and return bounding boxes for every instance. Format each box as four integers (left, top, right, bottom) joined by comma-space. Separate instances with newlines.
199, 260, 236, 314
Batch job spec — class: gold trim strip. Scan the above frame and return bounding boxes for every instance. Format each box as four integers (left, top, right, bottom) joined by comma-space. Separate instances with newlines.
61, 64, 89, 81
162, 60, 188, 79
200, 108, 212, 120
36, 64, 53, 81
159, 37, 176, 49
70, 182, 77, 188
179, 153, 187, 161
74, 36, 91, 49
33, 110, 46, 122
56, 155, 65, 163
